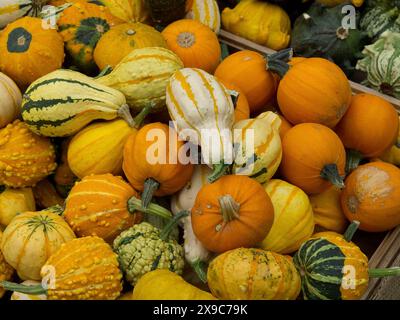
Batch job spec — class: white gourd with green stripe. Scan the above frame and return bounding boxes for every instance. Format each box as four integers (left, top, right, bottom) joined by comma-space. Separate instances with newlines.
185, 0, 221, 33
166, 67, 234, 182
21, 69, 134, 137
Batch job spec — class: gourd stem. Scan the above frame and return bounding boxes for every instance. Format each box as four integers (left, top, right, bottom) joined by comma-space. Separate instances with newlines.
346, 149, 363, 174
160, 210, 189, 241
0, 281, 47, 295
94, 65, 113, 79
117, 104, 136, 128
219, 195, 240, 223
320, 163, 345, 189
142, 178, 160, 209
191, 260, 208, 283
131, 103, 155, 129
343, 221, 360, 242
369, 267, 400, 278
266, 48, 293, 78
226, 90, 240, 109
127, 196, 172, 220
208, 162, 229, 183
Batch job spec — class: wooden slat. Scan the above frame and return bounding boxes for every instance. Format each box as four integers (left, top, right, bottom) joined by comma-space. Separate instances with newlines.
218, 30, 400, 111
219, 30, 400, 300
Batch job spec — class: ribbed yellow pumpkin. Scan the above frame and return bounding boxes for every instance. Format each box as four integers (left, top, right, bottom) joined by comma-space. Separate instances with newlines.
260, 179, 314, 254
0, 230, 13, 299
0, 120, 57, 188
0, 187, 35, 227
101, 0, 149, 23
233, 112, 282, 184
185, 0, 220, 33
96, 47, 184, 113
1, 207, 76, 280
94, 22, 167, 70
207, 248, 301, 300
221, 0, 291, 51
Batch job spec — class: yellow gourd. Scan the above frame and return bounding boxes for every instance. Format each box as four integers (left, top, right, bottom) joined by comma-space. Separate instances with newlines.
0, 230, 13, 299
260, 179, 314, 254
316, 0, 364, 7
0, 187, 35, 227
132, 269, 216, 300
101, 0, 149, 23
380, 116, 400, 166
221, 0, 291, 51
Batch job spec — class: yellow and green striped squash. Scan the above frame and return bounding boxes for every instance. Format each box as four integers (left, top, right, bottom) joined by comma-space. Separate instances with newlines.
233, 111, 282, 184
260, 179, 314, 254
185, 0, 220, 33
0, 0, 47, 29
166, 67, 235, 171
96, 47, 184, 113
21, 69, 134, 137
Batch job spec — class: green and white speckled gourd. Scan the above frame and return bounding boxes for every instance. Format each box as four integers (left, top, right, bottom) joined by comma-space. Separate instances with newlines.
356, 31, 400, 99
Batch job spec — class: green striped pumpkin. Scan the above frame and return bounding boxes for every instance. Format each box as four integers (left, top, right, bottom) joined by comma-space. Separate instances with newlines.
356, 31, 400, 99
21, 69, 135, 137
0, 0, 47, 29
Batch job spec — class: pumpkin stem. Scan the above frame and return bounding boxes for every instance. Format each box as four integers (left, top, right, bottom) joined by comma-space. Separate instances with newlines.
208, 162, 230, 183
94, 65, 113, 79
343, 220, 360, 242
346, 149, 363, 174
0, 281, 47, 295
219, 195, 240, 223
117, 104, 136, 128
142, 178, 160, 209
369, 267, 400, 278
127, 195, 172, 220
191, 259, 208, 283
131, 102, 155, 129
320, 164, 345, 189
266, 48, 294, 78
160, 210, 189, 241
226, 90, 239, 109
336, 27, 350, 40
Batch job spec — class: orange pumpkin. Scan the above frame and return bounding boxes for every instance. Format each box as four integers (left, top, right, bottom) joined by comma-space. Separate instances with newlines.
281, 123, 346, 195
340, 162, 400, 232
276, 57, 352, 128
64, 173, 142, 243
335, 93, 399, 170
214, 50, 281, 115
161, 19, 221, 73
122, 122, 194, 207
278, 114, 292, 140
218, 79, 250, 123
191, 175, 274, 253
288, 56, 307, 66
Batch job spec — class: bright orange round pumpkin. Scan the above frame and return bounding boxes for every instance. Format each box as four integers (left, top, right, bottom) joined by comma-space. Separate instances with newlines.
218, 79, 250, 123
161, 19, 221, 73
340, 162, 400, 232
64, 173, 142, 243
122, 122, 194, 207
214, 50, 280, 115
335, 93, 399, 161
281, 123, 346, 195
276, 57, 352, 128
191, 175, 274, 253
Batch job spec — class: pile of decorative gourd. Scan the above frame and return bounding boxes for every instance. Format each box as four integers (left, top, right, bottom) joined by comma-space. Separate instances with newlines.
219, 0, 400, 100
0, 0, 400, 301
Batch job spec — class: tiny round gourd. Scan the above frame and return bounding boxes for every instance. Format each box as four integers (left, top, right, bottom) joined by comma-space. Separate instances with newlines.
281, 123, 346, 195
93, 22, 167, 70
1, 207, 76, 280
191, 175, 275, 253
161, 19, 221, 74
0, 16, 64, 89
0, 120, 57, 188
260, 179, 314, 254
0, 187, 36, 227
207, 248, 301, 300
0, 72, 22, 128
340, 161, 400, 232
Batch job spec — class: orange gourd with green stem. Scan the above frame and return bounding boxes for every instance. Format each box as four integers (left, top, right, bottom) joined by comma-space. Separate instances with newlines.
123, 122, 194, 208
218, 79, 250, 123
281, 123, 346, 195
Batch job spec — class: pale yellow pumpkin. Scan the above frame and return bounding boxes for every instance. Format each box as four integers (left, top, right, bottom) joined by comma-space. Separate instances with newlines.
1, 208, 76, 280
0, 229, 14, 299
0, 187, 35, 227
260, 179, 314, 254
0, 72, 21, 128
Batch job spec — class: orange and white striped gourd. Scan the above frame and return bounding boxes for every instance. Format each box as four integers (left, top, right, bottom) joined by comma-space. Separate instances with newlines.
166, 68, 235, 182
233, 111, 282, 184
0, 72, 21, 128
185, 0, 220, 33
260, 179, 314, 254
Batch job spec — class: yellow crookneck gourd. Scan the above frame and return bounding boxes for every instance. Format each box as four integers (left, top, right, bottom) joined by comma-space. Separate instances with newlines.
233, 111, 282, 184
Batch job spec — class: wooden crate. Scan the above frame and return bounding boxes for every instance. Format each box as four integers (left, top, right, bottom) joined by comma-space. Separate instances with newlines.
218, 30, 400, 300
